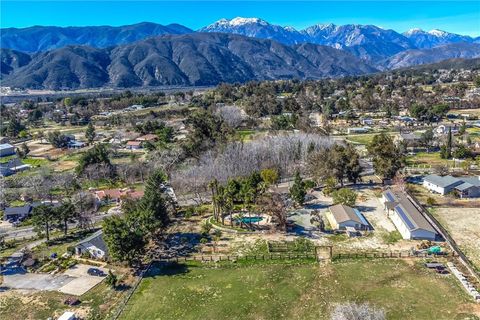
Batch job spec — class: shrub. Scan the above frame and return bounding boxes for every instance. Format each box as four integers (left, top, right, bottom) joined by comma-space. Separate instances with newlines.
426, 197, 436, 206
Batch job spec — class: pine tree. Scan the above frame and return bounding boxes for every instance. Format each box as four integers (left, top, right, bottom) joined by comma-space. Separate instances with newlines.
85, 122, 96, 144
289, 171, 306, 206
139, 169, 169, 230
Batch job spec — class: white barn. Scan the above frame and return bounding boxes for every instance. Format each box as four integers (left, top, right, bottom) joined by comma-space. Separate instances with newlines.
382, 189, 437, 240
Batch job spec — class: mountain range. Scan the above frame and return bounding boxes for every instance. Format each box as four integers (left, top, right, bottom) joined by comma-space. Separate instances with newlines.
1, 17, 480, 89
0, 33, 376, 89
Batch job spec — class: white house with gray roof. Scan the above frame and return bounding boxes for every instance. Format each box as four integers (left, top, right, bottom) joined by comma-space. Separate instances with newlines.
74, 230, 108, 260
423, 175, 480, 198
382, 189, 437, 240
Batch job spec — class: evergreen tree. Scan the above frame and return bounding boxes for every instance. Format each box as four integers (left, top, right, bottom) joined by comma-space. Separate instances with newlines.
85, 122, 96, 144
332, 188, 357, 207
367, 133, 404, 180
446, 127, 453, 159
290, 171, 306, 206
56, 202, 76, 236
31, 205, 56, 241
139, 169, 169, 230
103, 216, 146, 265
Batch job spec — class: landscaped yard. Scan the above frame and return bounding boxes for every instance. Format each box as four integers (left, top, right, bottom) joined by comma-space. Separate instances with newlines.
120, 259, 479, 320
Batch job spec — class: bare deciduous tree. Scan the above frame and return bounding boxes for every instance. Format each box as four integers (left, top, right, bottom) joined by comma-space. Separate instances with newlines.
215, 105, 245, 128
171, 133, 333, 196
72, 191, 96, 229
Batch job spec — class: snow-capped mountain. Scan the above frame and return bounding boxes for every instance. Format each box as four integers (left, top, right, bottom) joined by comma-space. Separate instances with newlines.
201, 18, 416, 60
199, 17, 307, 44
403, 28, 473, 49
302, 24, 413, 61
2, 17, 478, 71
199, 18, 478, 62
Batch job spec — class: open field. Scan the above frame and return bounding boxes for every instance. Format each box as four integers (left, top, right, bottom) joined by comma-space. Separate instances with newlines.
120, 259, 479, 320
432, 207, 480, 271
406, 151, 453, 167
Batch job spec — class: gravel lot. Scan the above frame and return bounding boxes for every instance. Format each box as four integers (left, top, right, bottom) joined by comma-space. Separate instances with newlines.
433, 207, 480, 269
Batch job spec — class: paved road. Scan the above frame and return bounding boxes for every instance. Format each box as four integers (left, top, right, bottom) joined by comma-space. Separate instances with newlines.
1, 211, 118, 241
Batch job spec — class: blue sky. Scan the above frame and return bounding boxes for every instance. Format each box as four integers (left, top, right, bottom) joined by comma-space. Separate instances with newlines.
2, 1, 479, 36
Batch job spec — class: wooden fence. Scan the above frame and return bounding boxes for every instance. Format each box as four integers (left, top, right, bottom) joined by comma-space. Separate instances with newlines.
332, 251, 456, 260
155, 253, 319, 263
109, 262, 152, 320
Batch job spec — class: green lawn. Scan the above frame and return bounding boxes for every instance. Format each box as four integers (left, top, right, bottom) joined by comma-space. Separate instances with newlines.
120, 259, 478, 320
345, 134, 376, 145
406, 151, 451, 167
22, 157, 50, 167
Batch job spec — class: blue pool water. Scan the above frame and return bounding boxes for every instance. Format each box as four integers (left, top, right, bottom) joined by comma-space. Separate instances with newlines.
237, 216, 263, 223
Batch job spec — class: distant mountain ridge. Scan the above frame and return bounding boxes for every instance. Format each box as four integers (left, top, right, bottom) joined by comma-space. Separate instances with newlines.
2, 18, 478, 61
0, 33, 377, 90
2, 18, 480, 90
381, 42, 480, 69
403, 28, 475, 49
0, 22, 193, 52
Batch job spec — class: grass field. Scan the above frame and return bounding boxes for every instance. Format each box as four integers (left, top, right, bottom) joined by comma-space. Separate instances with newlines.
345, 134, 376, 145
120, 259, 479, 320
406, 151, 452, 167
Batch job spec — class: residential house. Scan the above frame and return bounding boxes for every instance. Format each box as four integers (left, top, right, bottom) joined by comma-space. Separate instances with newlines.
435, 124, 458, 135
382, 189, 437, 240
423, 174, 480, 198
3, 205, 33, 221
3, 200, 60, 221
347, 127, 369, 134
395, 132, 423, 149
74, 230, 108, 259
326, 204, 370, 231
0, 158, 31, 176
67, 140, 86, 149
0, 143, 15, 157
93, 188, 144, 205
136, 134, 158, 142
126, 140, 142, 150
361, 118, 374, 126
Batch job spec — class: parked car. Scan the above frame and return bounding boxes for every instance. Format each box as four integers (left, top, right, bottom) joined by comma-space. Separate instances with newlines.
87, 268, 105, 277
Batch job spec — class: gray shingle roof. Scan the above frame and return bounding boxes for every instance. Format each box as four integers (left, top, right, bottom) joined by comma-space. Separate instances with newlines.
76, 230, 108, 255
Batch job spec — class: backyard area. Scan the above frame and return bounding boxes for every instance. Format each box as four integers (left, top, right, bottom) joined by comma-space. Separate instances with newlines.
120, 259, 480, 320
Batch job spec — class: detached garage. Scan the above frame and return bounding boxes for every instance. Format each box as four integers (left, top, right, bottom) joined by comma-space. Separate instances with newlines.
327, 204, 370, 231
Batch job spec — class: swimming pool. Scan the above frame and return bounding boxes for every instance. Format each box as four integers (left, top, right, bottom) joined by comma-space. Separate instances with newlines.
237, 216, 263, 223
